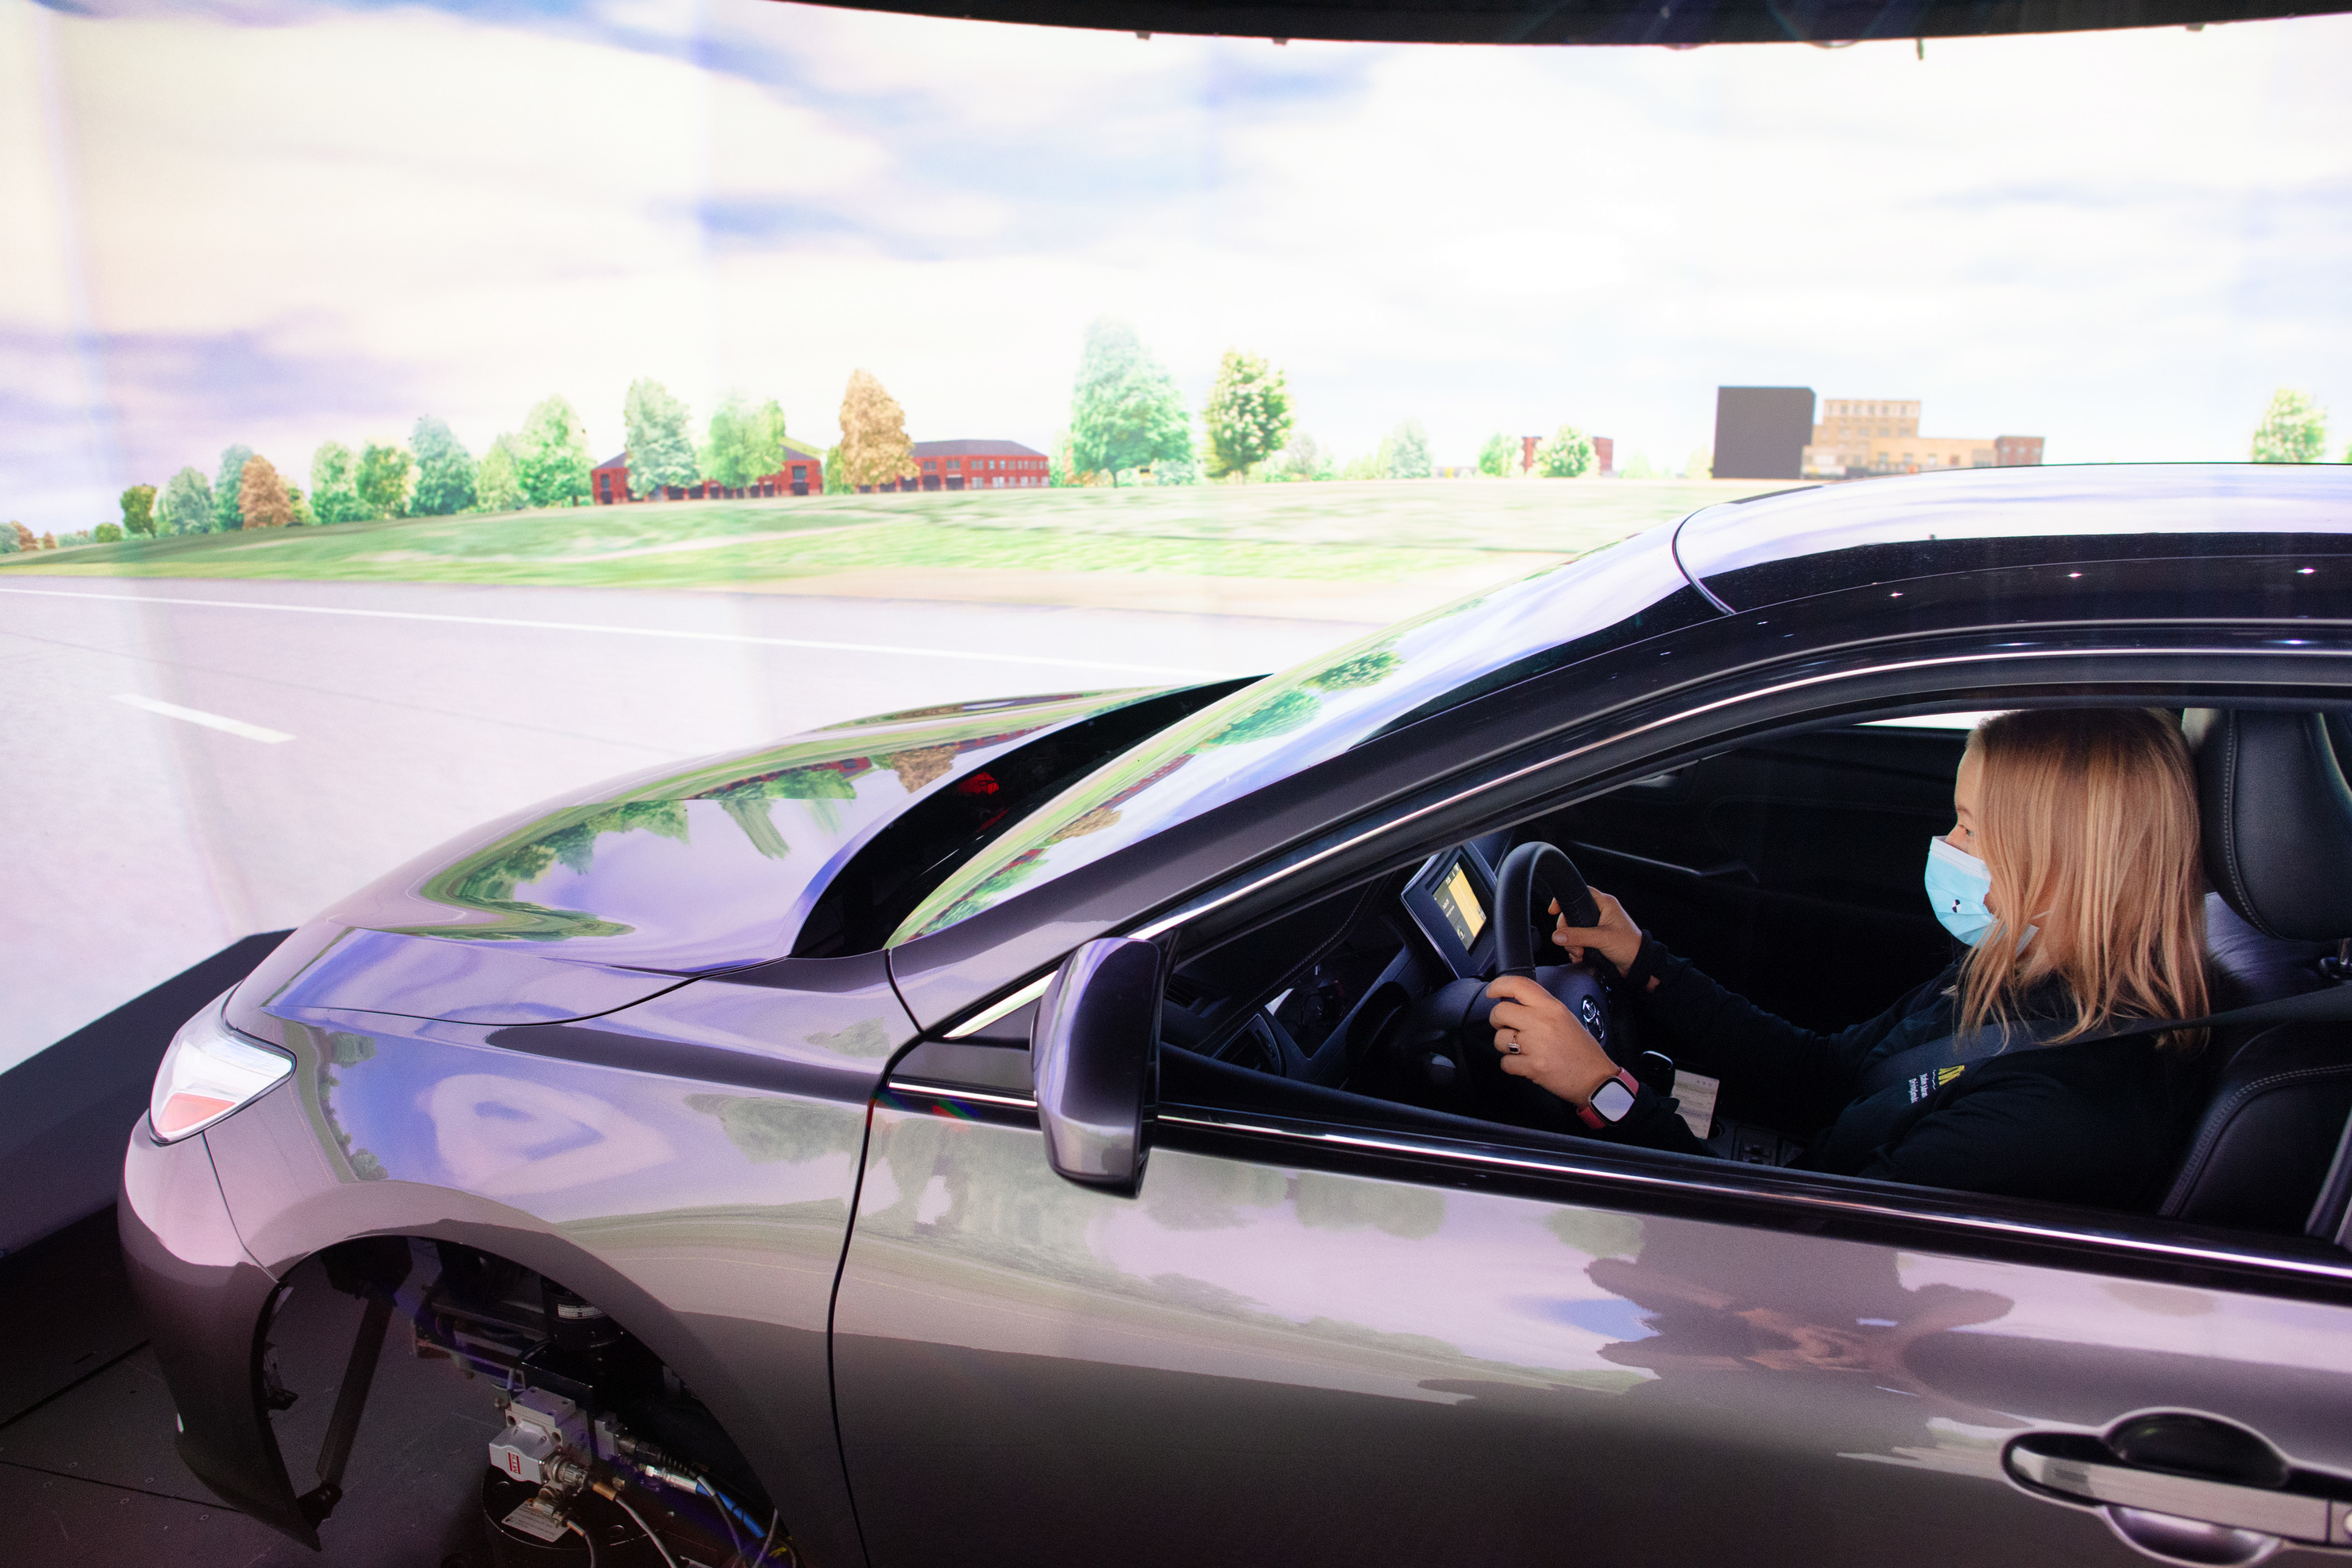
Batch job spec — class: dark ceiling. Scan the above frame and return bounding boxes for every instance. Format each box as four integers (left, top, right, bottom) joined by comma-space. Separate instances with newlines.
794, 0, 2337, 45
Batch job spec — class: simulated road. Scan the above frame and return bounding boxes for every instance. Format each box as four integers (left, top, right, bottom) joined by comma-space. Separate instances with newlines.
0, 577, 1371, 1074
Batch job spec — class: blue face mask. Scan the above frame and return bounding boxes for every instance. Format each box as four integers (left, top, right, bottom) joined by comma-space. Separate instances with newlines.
1924, 837, 1997, 944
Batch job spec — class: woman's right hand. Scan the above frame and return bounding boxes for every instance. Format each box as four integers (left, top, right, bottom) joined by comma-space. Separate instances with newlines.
1550, 888, 1645, 980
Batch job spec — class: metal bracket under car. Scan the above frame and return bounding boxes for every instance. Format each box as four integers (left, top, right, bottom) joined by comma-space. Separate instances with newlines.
291, 1237, 414, 1527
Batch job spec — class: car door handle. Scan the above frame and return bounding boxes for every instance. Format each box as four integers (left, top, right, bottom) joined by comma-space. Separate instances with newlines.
2005, 1421, 2352, 1566
2008, 1447, 2347, 1543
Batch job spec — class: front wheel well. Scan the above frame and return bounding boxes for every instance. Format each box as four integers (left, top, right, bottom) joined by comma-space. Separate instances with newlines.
262, 1235, 789, 1564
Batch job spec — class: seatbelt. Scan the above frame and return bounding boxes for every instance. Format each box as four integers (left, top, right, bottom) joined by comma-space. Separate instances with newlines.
1854, 979, 2352, 1102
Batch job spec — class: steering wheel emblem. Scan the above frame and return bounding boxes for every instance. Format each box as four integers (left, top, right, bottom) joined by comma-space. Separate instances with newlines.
1578, 995, 1606, 1041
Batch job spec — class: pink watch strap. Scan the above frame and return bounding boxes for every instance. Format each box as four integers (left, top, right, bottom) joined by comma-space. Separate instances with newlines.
1575, 1068, 1642, 1131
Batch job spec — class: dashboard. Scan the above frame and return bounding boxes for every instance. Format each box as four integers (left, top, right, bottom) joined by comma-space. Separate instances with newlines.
1162, 831, 1515, 1084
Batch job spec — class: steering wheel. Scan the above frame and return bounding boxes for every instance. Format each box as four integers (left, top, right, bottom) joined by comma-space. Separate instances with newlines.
1492, 841, 1603, 977
1478, 841, 1628, 1120
1373, 840, 1626, 1120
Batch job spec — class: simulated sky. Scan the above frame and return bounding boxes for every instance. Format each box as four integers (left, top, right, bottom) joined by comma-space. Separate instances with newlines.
5, 0, 2349, 528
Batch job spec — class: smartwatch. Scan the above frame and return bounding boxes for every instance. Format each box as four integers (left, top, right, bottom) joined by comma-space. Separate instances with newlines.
1575, 1068, 1643, 1131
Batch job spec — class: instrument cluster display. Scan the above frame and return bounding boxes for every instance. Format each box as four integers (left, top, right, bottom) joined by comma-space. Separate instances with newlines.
1433, 860, 1488, 950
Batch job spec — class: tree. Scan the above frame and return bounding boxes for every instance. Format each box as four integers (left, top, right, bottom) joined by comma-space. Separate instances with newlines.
1685, 447, 1712, 480
1151, 448, 1201, 486
355, 441, 416, 519
308, 442, 365, 523
238, 453, 295, 528
515, 395, 592, 508
1476, 433, 1516, 479
2252, 390, 2328, 464
624, 378, 699, 496
119, 484, 156, 536
1049, 429, 1080, 488
0, 523, 19, 554
1068, 319, 1193, 484
212, 445, 254, 530
1273, 433, 1332, 482
286, 484, 313, 526
474, 436, 527, 513
1201, 349, 1293, 479
410, 416, 477, 515
748, 397, 789, 484
837, 370, 918, 491
94, 520, 124, 543
1386, 419, 1432, 480
704, 394, 790, 490
155, 467, 214, 535
822, 444, 852, 495
1535, 424, 1595, 478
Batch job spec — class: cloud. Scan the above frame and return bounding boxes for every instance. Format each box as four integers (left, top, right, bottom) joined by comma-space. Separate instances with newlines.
0, 325, 429, 520
4, 0, 2350, 528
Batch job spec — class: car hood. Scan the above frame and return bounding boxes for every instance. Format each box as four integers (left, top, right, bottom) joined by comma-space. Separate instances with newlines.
237, 688, 1154, 1025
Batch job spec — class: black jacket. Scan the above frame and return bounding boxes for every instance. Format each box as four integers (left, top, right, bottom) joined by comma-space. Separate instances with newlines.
1597, 939, 2194, 1209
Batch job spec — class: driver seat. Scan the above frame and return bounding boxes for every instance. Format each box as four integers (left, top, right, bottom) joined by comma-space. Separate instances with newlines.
2158, 710, 2352, 1233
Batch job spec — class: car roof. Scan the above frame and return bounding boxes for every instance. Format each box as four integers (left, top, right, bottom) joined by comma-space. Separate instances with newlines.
802, 0, 2327, 48
1676, 464, 2352, 608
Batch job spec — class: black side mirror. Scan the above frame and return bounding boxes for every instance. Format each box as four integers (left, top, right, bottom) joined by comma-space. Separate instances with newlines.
1030, 938, 1161, 1195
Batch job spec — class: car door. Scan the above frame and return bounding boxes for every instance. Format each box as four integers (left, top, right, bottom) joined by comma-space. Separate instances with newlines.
833, 1049, 2352, 1568
832, 543, 2352, 1566
833, 688, 2352, 1567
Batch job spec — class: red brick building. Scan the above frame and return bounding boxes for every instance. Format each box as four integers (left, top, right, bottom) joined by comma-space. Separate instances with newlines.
1519, 433, 1613, 476
887, 439, 1048, 492
591, 444, 827, 504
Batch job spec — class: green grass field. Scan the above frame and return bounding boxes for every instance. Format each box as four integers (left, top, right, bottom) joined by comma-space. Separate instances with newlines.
2, 479, 1762, 590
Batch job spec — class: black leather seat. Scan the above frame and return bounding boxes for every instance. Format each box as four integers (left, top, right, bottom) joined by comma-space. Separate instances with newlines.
2158, 711, 2352, 1233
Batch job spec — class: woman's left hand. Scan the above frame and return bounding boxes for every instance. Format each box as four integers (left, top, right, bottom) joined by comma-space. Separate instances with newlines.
1485, 975, 1621, 1107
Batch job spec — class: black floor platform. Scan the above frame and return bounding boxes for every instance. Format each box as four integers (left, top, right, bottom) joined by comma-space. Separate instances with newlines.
0, 1209, 501, 1566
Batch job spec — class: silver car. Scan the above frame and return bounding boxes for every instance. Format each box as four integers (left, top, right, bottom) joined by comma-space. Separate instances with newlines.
124, 464, 2352, 1568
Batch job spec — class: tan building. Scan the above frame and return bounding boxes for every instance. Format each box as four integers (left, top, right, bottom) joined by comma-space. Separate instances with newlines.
1802, 398, 2040, 479
1809, 398, 1919, 476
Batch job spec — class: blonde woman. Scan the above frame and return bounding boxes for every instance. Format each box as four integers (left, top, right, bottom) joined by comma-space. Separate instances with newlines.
1486, 708, 2209, 1208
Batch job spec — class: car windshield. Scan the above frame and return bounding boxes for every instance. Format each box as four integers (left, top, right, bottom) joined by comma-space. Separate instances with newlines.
890, 525, 1699, 942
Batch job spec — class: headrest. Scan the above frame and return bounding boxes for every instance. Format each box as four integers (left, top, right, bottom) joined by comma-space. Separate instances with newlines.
2185, 709, 2352, 941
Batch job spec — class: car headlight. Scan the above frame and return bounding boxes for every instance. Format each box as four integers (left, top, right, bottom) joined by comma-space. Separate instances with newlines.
149, 1005, 293, 1143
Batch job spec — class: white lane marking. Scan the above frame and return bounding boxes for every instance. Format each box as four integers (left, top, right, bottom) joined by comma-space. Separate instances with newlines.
113, 692, 293, 743
0, 586, 1225, 678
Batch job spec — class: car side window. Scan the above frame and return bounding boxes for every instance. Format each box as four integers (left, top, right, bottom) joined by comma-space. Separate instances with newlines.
1155, 715, 2352, 1261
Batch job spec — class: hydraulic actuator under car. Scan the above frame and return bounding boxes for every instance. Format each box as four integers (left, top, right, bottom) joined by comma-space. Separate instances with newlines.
300, 1238, 794, 1568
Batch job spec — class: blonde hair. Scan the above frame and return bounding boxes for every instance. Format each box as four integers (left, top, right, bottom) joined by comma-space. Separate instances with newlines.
1957, 708, 2209, 1053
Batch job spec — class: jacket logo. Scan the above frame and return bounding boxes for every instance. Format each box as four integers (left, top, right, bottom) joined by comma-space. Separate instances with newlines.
1909, 1064, 1966, 1103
